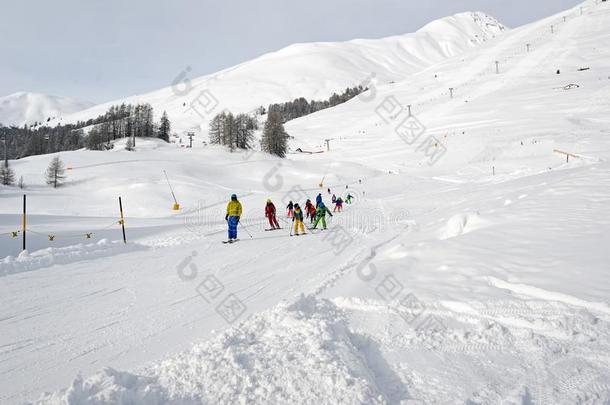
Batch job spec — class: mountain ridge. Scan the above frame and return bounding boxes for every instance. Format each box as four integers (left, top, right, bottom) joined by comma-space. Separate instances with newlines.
44, 11, 507, 134
0, 91, 93, 127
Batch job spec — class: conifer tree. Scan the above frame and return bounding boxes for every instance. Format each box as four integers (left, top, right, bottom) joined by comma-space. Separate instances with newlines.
0, 162, 15, 186
262, 112, 289, 158
158, 111, 171, 142
45, 156, 66, 188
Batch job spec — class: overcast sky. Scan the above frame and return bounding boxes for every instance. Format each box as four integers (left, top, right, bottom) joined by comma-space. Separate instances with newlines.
0, 0, 583, 103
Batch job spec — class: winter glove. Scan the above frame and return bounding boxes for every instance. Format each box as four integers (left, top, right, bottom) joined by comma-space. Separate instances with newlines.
236, 217, 240, 223
225, 214, 229, 221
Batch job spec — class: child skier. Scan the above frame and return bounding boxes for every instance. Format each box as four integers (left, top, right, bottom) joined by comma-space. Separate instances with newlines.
305, 199, 314, 220
292, 203, 306, 236
225, 194, 242, 243
334, 197, 344, 212
312, 201, 333, 230
286, 201, 294, 218
316, 193, 323, 207
265, 199, 280, 230
305, 199, 317, 224
309, 205, 317, 224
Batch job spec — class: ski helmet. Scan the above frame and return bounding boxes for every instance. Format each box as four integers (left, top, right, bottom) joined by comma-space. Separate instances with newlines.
231, 194, 237, 200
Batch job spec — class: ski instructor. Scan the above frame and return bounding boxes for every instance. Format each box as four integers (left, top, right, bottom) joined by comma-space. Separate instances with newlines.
225, 194, 243, 243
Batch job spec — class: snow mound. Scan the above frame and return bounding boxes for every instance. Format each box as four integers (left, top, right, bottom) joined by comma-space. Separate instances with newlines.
440, 212, 488, 240
30, 368, 167, 405
30, 296, 395, 405
0, 239, 147, 277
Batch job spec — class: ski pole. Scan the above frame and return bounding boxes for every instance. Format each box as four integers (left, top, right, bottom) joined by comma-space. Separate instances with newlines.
239, 221, 253, 239
278, 216, 291, 227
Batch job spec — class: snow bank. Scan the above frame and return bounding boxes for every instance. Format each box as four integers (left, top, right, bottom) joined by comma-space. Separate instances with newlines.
30, 296, 392, 405
0, 239, 147, 277
29, 369, 168, 405
440, 212, 488, 240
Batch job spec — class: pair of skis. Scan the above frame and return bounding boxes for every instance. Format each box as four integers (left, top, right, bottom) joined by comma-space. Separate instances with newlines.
222, 226, 326, 243
222, 227, 281, 243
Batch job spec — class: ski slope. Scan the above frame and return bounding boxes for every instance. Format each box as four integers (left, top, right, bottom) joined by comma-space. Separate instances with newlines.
48, 12, 506, 135
1, 1, 610, 404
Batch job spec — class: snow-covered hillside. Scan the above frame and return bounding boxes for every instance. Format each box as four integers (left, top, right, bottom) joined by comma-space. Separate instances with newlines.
0, 92, 93, 127
51, 12, 506, 135
1, 1, 610, 404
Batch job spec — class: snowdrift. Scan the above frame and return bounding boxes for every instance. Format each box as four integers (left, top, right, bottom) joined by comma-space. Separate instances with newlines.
30, 296, 396, 405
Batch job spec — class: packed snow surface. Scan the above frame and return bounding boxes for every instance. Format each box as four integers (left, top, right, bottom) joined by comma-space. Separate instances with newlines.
1, 1, 610, 404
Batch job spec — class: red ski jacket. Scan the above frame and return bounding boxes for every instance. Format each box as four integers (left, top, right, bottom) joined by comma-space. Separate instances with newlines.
265, 203, 276, 217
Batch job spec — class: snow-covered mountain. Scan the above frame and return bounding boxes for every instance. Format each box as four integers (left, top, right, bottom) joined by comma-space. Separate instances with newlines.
53, 12, 506, 134
0, 92, 93, 127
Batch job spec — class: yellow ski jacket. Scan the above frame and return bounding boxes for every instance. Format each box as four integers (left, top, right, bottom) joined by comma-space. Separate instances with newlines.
226, 200, 243, 217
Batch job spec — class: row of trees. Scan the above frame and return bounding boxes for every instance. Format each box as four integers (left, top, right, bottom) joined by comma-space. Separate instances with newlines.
84, 104, 171, 150
0, 103, 172, 159
0, 125, 85, 160
268, 85, 367, 123
208, 111, 290, 157
208, 112, 258, 151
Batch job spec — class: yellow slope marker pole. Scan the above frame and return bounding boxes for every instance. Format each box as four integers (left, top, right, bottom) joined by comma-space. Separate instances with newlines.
163, 170, 180, 210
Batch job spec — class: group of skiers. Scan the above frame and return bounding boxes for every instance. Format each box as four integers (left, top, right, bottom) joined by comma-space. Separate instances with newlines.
277, 193, 335, 236
225, 190, 353, 242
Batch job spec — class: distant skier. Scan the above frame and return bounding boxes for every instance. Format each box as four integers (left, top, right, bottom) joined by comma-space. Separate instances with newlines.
292, 203, 306, 236
332, 194, 337, 204
334, 197, 343, 212
225, 194, 242, 243
312, 201, 333, 230
316, 193, 323, 207
327, 188, 331, 195
286, 201, 294, 218
265, 199, 280, 230
346, 193, 354, 204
